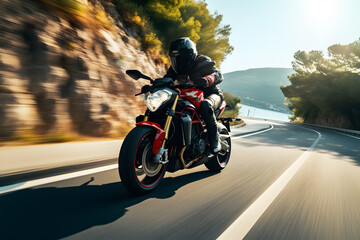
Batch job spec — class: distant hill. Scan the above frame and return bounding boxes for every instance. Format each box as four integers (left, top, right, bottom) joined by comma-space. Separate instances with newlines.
221, 68, 294, 113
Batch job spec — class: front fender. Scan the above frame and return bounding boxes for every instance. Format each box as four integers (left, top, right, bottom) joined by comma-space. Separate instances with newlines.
136, 121, 165, 155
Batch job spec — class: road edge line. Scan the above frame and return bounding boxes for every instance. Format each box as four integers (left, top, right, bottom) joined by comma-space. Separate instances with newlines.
0, 123, 274, 194
217, 127, 321, 240
231, 124, 274, 140
329, 130, 360, 140
0, 157, 117, 186
0, 164, 118, 195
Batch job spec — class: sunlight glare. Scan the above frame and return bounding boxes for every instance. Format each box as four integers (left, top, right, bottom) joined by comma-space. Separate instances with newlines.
306, 0, 339, 26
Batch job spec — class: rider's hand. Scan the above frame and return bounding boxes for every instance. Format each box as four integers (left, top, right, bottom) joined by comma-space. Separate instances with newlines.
194, 77, 209, 88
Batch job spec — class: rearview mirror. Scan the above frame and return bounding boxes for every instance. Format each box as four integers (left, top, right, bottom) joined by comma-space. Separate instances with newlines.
126, 70, 153, 81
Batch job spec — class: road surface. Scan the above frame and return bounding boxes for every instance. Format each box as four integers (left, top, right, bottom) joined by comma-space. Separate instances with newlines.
1, 120, 359, 239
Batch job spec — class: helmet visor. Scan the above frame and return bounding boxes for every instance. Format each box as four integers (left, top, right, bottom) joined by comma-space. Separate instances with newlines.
170, 49, 194, 75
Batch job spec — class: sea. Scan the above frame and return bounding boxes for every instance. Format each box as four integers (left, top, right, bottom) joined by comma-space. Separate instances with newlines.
238, 104, 291, 122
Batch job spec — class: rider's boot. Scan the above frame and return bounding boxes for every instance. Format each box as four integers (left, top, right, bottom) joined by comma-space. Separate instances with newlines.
200, 100, 220, 154
208, 125, 220, 154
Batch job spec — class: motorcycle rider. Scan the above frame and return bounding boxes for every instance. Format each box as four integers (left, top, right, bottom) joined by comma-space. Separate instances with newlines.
165, 37, 224, 153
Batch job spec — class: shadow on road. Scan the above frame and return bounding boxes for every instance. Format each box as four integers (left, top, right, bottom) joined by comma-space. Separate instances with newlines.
0, 170, 216, 239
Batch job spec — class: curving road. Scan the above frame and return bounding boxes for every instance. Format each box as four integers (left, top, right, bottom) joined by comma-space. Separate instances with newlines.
1, 120, 360, 239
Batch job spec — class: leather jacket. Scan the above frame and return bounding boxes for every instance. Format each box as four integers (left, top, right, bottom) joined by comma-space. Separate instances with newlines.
164, 55, 224, 100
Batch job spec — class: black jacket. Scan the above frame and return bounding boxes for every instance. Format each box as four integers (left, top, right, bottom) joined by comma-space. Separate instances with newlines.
164, 55, 224, 99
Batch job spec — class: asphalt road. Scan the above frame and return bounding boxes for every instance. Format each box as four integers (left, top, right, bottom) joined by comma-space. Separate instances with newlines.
1, 121, 360, 240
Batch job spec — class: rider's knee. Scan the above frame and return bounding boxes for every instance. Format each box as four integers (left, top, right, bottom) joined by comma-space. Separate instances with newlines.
199, 99, 214, 116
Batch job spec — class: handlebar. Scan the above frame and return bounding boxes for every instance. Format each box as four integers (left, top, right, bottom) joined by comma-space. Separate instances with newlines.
173, 84, 197, 89
134, 83, 198, 96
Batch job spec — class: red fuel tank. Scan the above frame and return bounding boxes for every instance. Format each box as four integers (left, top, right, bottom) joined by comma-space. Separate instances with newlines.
179, 88, 204, 109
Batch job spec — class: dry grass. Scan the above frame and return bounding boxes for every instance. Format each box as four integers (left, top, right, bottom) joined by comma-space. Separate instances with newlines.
1, 131, 77, 145
0, 130, 121, 147
218, 118, 245, 127
37, 0, 87, 24
37, 0, 114, 32
291, 117, 304, 123
89, 3, 114, 31
232, 119, 245, 126
115, 121, 134, 138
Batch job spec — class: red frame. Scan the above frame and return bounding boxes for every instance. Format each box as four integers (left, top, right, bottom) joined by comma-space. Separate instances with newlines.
176, 107, 205, 130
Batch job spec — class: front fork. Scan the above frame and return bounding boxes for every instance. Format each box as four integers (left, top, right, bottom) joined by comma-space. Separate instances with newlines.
150, 93, 180, 164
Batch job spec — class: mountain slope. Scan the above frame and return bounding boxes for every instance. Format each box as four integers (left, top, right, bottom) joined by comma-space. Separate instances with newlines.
221, 68, 294, 113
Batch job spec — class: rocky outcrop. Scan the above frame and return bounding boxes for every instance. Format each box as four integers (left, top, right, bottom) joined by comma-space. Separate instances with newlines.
0, 0, 166, 138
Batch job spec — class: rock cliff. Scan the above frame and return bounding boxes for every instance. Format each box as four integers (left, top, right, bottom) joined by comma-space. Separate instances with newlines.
0, 0, 166, 139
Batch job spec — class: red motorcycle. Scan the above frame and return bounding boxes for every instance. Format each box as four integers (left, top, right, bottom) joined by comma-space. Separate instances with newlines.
119, 69, 233, 195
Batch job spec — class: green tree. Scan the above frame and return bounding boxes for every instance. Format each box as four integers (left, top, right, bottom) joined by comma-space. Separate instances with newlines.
112, 0, 233, 67
179, 1, 233, 66
281, 39, 360, 129
221, 92, 241, 118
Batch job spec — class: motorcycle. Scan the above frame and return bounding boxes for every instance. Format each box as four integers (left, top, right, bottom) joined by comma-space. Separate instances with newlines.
119, 66, 233, 195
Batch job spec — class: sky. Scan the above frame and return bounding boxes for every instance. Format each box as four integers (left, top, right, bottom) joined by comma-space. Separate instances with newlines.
204, 0, 360, 73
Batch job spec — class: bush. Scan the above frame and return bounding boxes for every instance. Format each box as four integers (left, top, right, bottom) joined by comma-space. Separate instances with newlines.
221, 92, 241, 118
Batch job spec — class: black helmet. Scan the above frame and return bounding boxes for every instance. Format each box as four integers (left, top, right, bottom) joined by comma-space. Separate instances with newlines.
169, 37, 197, 75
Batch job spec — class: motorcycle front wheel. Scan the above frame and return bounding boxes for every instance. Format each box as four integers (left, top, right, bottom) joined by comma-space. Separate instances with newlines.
119, 126, 166, 196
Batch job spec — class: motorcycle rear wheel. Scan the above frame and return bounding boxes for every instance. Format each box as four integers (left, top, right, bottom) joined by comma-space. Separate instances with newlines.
205, 128, 231, 172
119, 126, 167, 196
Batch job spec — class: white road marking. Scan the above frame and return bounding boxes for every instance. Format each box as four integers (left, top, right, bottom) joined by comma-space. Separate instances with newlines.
0, 124, 274, 195
218, 127, 321, 240
330, 130, 360, 140
231, 124, 274, 140
0, 164, 118, 195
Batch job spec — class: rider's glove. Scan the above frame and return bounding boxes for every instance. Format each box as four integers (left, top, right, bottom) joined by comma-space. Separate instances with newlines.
194, 77, 209, 88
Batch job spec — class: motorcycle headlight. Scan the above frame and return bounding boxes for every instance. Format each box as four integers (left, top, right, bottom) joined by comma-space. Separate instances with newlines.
144, 89, 172, 112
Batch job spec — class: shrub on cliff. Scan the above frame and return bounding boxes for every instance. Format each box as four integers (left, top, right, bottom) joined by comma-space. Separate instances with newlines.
112, 0, 233, 67
35, 0, 233, 67
36, 0, 113, 31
